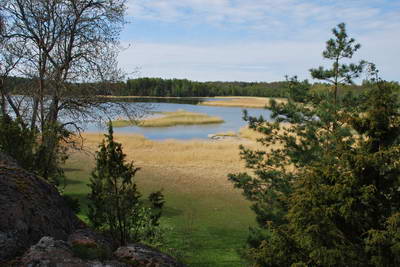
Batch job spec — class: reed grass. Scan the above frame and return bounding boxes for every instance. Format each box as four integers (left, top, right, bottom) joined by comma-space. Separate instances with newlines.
111, 110, 224, 128
238, 126, 265, 140
200, 97, 287, 108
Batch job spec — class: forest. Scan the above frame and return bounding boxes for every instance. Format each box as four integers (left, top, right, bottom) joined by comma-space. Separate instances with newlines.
7, 75, 399, 99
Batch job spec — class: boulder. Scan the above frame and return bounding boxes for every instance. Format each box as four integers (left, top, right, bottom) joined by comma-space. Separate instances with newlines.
0, 152, 82, 261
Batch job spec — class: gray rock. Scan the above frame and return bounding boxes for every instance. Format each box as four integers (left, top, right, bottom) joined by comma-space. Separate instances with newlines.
0, 154, 83, 260
114, 244, 186, 267
20, 236, 126, 267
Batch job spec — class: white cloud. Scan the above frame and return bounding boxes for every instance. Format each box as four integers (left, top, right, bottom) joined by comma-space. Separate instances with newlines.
126, 0, 399, 37
119, 31, 399, 82
118, 40, 323, 81
121, 0, 400, 81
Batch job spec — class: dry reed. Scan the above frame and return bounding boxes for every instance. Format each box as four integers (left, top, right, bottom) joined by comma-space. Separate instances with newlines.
111, 110, 224, 128
200, 97, 287, 108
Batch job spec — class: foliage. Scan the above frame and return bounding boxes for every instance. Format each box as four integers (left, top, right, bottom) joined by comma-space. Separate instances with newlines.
87, 124, 164, 247
285, 76, 311, 103
309, 22, 365, 103
116, 76, 381, 99
121, 78, 291, 97
229, 23, 400, 266
0, 114, 35, 170
148, 190, 165, 228
0, 114, 69, 184
34, 123, 71, 185
62, 194, 81, 214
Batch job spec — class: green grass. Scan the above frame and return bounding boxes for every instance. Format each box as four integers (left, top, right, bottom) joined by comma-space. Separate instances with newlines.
63, 148, 255, 266
111, 109, 224, 128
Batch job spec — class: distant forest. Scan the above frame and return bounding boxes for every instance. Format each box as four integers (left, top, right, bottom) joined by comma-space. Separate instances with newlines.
6, 76, 400, 98
123, 78, 290, 97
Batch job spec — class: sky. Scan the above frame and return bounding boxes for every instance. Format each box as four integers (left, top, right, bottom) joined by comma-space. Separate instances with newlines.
118, 0, 400, 82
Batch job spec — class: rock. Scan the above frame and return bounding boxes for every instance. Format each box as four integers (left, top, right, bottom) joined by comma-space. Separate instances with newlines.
67, 229, 114, 262
114, 244, 186, 267
0, 152, 82, 261
20, 236, 82, 266
17, 237, 185, 267
20, 236, 126, 267
68, 229, 113, 253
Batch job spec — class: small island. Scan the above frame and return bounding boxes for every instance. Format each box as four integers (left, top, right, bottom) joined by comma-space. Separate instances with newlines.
111, 109, 224, 127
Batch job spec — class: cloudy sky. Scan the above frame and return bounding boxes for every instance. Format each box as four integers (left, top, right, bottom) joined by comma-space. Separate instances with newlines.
119, 0, 400, 82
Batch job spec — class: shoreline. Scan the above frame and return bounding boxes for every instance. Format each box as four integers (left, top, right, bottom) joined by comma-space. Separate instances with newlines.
96, 95, 286, 109
81, 126, 261, 144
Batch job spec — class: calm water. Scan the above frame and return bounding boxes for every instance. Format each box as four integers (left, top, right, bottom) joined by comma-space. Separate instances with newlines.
85, 99, 271, 140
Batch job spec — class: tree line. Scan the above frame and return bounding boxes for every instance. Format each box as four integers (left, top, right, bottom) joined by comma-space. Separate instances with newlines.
9, 75, 398, 99
123, 78, 291, 97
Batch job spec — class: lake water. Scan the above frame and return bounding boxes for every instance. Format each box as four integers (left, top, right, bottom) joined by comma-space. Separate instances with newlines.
85, 99, 272, 140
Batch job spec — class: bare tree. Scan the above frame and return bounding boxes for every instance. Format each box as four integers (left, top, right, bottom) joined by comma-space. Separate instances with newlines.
0, 0, 149, 182
0, 11, 25, 118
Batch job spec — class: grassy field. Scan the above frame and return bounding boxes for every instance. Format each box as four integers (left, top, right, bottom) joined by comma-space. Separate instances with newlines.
64, 133, 261, 266
200, 97, 287, 108
111, 110, 224, 128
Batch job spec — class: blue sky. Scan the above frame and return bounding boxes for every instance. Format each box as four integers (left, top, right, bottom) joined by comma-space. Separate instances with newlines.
118, 0, 400, 82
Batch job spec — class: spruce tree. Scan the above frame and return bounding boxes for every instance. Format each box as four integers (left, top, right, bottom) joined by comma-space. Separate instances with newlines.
229, 23, 400, 266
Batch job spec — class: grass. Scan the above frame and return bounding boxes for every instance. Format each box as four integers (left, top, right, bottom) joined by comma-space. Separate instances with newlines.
111, 109, 224, 128
64, 133, 261, 266
200, 97, 288, 108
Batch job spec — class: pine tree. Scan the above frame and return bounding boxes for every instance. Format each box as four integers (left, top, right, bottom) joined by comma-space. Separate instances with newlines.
310, 22, 365, 105
229, 23, 400, 266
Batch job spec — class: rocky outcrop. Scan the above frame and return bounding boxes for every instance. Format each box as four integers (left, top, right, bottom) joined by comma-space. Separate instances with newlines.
0, 152, 82, 261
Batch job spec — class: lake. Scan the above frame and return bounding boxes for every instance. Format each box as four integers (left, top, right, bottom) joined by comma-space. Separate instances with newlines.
84, 98, 272, 140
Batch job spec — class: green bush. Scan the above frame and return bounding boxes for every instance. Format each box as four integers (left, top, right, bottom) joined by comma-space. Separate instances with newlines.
87, 124, 165, 247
